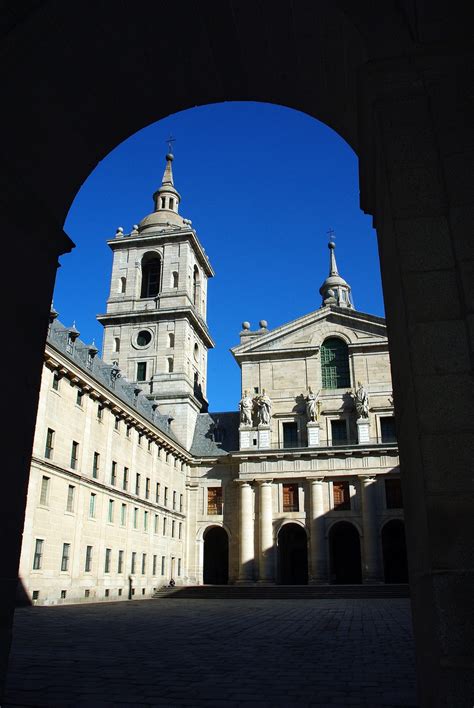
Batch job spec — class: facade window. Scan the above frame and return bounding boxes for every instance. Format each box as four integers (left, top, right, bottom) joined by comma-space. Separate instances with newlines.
138, 433, 143, 446
108, 499, 114, 523
178, 558, 181, 577
144, 510, 148, 531
76, 389, 84, 407
283, 484, 299, 512
160, 196, 166, 209
207, 487, 223, 515
169, 197, 174, 210
66, 485, 75, 513
85, 545, 93, 572
40, 476, 50, 506
141, 553, 147, 575
172, 490, 177, 510
331, 420, 348, 445
123, 467, 129, 491
33, 539, 44, 570
120, 276, 126, 294
168, 332, 175, 348
333, 481, 351, 510
282, 422, 298, 448
193, 266, 199, 306
385, 479, 403, 509
118, 550, 124, 574
140, 254, 161, 298
167, 357, 174, 373
172, 272, 178, 288
45, 428, 54, 459
71, 441, 79, 470
61, 590, 67, 599
105, 548, 111, 573
105, 589, 110, 598
161, 556, 165, 575
153, 554, 157, 575
145, 477, 150, 499
133, 507, 139, 529
164, 487, 169, 506
111, 461, 117, 486
179, 522, 182, 540
89, 492, 96, 518
121, 503, 127, 526
321, 337, 350, 389
131, 552, 136, 574
163, 517, 167, 535
61, 543, 70, 572
97, 404, 104, 421
126, 424, 131, 438
156, 482, 160, 504
179, 494, 183, 512
137, 330, 152, 347
154, 514, 159, 534
380, 416, 397, 443
114, 416, 120, 431
92, 452, 100, 479
113, 337, 120, 353
135, 473, 141, 496
52, 371, 60, 391
171, 520, 175, 538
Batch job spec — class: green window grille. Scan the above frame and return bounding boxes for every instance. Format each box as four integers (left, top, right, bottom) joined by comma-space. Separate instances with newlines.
321, 338, 350, 388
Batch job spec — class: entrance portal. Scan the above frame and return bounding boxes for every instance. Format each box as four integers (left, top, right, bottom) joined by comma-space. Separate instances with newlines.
278, 523, 308, 584
329, 521, 362, 584
382, 519, 408, 583
203, 526, 228, 584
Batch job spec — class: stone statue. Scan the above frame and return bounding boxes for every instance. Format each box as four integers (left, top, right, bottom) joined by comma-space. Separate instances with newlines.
256, 389, 272, 426
353, 381, 369, 418
305, 387, 320, 422
239, 390, 253, 426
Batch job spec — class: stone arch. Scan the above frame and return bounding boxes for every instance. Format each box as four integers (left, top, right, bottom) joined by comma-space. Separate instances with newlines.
277, 522, 308, 585
203, 525, 229, 585
381, 518, 408, 584
328, 520, 362, 584
139, 251, 162, 298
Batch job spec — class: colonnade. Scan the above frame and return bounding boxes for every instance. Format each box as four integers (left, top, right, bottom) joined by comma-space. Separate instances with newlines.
236, 475, 383, 584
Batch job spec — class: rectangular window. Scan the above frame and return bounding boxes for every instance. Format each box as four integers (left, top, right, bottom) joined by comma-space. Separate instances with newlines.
93, 452, 100, 479
133, 507, 139, 529
111, 461, 117, 486
108, 499, 114, 523
76, 389, 84, 407
97, 404, 104, 421
179, 494, 183, 512
147, 439, 152, 452
161, 556, 165, 575
39, 476, 50, 506
45, 428, 54, 459
131, 551, 136, 574
156, 482, 160, 504
123, 467, 129, 491
179, 522, 182, 540
154, 514, 159, 534
135, 473, 140, 496
89, 492, 96, 518
145, 477, 150, 499
172, 490, 177, 510
333, 481, 351, 510
71, 440, 79, 469
171, 520, 175, 538
52, 371, 60, 391
207, 487, 223, 515
138, 434, 142, 446
380, 416, 397, 443
118, 549, 124, 574
61, 543, 70, 572
144, 510, 148, 531
282, 422, 298, 448
282, 484, 299, 512
385, 479, 403, 509
121, 503, 127, 526
141, 553, 146, 575
178, 558, 181, 577
33, 539, 44, 570
331, 420, 348, 445
164, 487, 169, 506
114, 416, 120, 431
137, 362, 147, 382
85, 545, 93, 572
105, 548, 111, 573
126, 424, 131, 438
153, 554, 157, 575
163, 517, 167, 535
66, 485, 75, 513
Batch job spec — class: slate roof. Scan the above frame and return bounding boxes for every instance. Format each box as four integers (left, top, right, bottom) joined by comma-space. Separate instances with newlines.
190, 412, 240, 457
47, 319, 181, 447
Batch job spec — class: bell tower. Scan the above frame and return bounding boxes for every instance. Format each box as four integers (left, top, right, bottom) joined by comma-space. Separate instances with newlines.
97, 151, 214, 449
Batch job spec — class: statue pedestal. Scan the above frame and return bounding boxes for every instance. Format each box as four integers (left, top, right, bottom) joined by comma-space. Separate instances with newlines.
257, 425, 271, 449
239, 426, 257, 450
356, 418, 370, 444
307, 422, 321, 447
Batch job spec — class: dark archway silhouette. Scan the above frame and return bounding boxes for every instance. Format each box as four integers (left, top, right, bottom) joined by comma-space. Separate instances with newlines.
203, 527, 228, 585
278, 523, 308, 585
382, 519, 408, 584
329, 521, 362, 584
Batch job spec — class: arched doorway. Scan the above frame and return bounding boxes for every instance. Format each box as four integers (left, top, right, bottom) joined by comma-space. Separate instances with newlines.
329, 521, 362, 584
203, 527, 228, 585
278, 523, 308, 585
382, 519, 408, 583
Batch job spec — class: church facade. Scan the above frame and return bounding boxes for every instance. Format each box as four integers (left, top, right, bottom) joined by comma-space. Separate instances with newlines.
18, 154, 406, 604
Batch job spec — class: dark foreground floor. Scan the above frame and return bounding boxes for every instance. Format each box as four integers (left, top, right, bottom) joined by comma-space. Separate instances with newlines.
4, 598, 417, 707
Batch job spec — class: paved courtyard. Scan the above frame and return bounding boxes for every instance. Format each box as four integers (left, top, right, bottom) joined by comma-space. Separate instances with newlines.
4, 598, 417, 707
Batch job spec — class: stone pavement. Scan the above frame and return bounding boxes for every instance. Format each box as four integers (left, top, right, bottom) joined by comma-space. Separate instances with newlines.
4, 598, 417, 707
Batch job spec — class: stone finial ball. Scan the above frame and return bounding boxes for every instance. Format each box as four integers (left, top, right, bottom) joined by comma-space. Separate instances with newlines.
259, 320, 268, 328
166, 153, 174, 161
328, 240, 336, 249
242, 321, 250, 330
133, 224, 139, 230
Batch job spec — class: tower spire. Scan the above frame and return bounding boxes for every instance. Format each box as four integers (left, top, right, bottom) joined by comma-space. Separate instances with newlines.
319, 234, 354, 309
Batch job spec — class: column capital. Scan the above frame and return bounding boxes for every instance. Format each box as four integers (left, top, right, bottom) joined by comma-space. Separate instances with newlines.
358, 474, 377, 483
234, 479, 253, 487
256, 478, 273, 487
307, 476, 325, 484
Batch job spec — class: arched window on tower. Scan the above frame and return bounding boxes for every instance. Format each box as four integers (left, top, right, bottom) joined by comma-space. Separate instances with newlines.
119, 277, 126, 294
321, 337, 350, 389
172, 271, 179, 288
193, 266, 200, 308
140, 253, 161, 298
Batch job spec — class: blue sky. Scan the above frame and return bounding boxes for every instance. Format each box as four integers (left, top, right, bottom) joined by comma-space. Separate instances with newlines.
59, 101, 384, 412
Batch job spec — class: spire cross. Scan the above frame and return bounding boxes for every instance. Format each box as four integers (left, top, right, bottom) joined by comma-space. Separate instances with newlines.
166, 135, 176, 154
327, 228, 336, 241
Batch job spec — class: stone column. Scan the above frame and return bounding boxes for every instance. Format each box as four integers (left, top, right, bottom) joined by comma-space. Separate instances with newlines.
237, 482, 254, 583
308, 478, 328, 584
257, 480, 275, 583
359, 475, 382, 583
